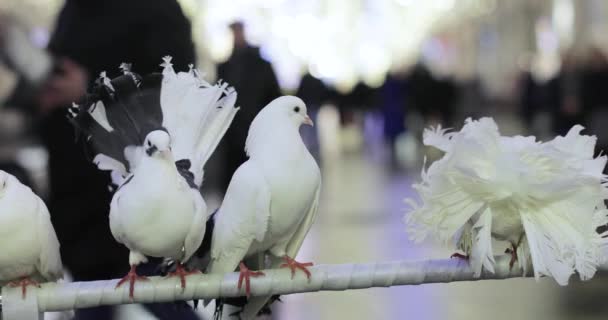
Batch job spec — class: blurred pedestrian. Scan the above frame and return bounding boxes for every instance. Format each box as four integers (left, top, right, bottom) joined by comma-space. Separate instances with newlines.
215, 21, 281, 191
581, 47, 608, 154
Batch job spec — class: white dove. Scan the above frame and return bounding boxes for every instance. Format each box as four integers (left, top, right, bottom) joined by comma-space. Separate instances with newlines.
208, 96, 321, 319
406, 118, 608, 285
0, 170, 63, 299
69, 57, 238, 298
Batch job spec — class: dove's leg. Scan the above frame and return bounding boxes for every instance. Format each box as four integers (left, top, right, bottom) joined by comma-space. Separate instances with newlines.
451, 223, 472, 260
166, 262, 201, 290
8, 277, 40, 299
280, 256, 314, 280
116, 251, 149, 298
505, 242, 520, 269
505, 234, 525, 270
450, 253, 470, 260
238, 262, 265, 298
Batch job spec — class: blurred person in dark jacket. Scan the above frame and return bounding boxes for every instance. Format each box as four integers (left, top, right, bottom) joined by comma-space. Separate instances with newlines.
26, 0, 199, 319
296, 71, 329, 157
408, 62, 455, 126
581, 48, 608, 153
553, 51, 584, 136
215, 21, 281, 191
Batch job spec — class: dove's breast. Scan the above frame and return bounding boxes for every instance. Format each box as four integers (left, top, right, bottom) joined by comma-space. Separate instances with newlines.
490, 205, 524, 244
112, 167, 197, 259
262, 152, 320, 245
0, 191, 42, 280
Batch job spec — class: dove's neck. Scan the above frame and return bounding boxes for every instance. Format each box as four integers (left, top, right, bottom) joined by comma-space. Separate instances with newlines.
132, 154, 179, 185
246, 122, 307, 160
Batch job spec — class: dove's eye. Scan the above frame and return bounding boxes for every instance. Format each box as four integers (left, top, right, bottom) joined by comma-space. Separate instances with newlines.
147, 141, 152, 147
293, 106, 300, 113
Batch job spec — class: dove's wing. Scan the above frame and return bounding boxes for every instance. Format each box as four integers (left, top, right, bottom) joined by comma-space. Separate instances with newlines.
183, 190, 208, 262
468, 207, 495, 277
208, 161, 271, 274
286, 180, 321, 258
35, 196, 63, 281
240, 177, 321, 320
109, 190, 127, 246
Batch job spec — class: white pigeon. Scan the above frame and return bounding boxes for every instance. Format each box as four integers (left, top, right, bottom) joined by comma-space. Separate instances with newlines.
68, 57, 238, 298
0, 170, 63, 298
406, 118, 608, 285
207, 96, 321, 319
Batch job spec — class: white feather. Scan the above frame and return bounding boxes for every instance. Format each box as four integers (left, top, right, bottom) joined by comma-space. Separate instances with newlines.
159, 60, 238, 185
89, 101, 114, 132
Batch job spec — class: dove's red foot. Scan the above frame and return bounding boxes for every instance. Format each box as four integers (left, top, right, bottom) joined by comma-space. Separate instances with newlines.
238, 262, 265, 298
116, 265, 149, 299
8, 277, 40, 299
505, 245, 518, 270
166, 263, 201, 290
450, 253, 469, 260
280, 256, 314, 280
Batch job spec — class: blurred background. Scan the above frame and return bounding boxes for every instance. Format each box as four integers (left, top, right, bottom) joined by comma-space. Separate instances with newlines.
2, 0, 608, 319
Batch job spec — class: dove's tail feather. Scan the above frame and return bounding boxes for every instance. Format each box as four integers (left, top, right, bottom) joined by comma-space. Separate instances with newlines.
520, 189, 608, 285
68, 68, 164, 184
69, 58, 238, 186
160, 57, 238, 186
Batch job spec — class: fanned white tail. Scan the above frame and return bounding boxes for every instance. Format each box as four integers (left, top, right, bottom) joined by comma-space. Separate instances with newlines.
160, 57, 239, 186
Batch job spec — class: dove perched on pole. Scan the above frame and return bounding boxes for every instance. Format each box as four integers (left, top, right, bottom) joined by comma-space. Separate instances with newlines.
0, 170, 63, 299
207, 96, 321, 319
406, 118, 608, 285
68, 57, 238, 298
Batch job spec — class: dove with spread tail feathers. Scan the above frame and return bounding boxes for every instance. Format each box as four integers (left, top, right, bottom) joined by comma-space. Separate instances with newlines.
68, 58, 238, 298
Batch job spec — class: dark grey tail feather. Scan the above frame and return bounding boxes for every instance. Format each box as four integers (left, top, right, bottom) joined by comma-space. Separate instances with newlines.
68, 68, 164, 172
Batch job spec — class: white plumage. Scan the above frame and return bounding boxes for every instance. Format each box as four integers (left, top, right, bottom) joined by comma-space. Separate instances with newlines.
0, 170, 63, 297
208, 96, 321, 319
406, 118, 608, 285
69, 58, 238, 297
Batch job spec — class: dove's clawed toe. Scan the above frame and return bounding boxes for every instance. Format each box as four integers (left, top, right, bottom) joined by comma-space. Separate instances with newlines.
280, 256, 314, 280
8, 277, 41, 299
116, 265, 149, 299
237, 262, 265, 298
166, 263, 201, 290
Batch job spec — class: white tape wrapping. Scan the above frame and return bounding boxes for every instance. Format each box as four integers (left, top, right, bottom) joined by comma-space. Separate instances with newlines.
5, 255, 529, 313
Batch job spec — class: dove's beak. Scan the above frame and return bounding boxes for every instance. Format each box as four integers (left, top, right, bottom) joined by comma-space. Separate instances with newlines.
303, 115, 314, 127
159, 149, 171, 158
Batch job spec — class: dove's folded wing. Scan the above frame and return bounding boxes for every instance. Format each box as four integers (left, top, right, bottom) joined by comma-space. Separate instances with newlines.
286, 181, 321, 258
240, 180, 321, 320
183, 190, 208, 262
208, 161, 271, 274
109, 192, 127, 246
35, 197, 63, 281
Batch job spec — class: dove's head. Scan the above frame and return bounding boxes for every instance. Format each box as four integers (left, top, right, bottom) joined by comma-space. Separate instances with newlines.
144, 130, 172, 158
265, 96, 313, 128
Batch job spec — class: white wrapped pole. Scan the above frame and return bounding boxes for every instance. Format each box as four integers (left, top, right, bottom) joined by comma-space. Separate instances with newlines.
1, 255, 530, 319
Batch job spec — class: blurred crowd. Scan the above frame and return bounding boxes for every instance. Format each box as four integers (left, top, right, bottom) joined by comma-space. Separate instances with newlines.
2, 1, 608, 319
520, 48, 608, 152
